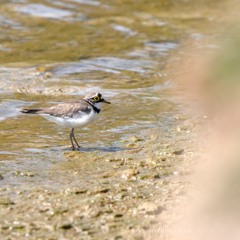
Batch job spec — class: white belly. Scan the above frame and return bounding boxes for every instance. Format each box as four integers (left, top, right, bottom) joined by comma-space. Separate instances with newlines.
41, 110, 98, 128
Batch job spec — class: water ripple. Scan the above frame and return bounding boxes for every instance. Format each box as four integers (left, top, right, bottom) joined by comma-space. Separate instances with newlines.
17, 4, 74, 19
53, 57, 154, 75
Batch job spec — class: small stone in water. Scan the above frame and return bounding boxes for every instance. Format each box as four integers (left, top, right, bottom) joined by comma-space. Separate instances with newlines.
172, 149, 184, 155
60, 223, 73, 230
0, 197, 14, 205
121, 169, 139, 179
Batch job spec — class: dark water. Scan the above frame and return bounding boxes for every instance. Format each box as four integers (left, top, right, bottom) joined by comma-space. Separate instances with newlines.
0, 0, 224, 187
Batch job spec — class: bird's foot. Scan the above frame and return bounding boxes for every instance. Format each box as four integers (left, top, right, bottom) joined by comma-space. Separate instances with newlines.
71, 146, 81, 151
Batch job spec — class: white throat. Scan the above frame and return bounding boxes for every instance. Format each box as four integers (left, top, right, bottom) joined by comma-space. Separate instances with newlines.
94, 102, 103, 110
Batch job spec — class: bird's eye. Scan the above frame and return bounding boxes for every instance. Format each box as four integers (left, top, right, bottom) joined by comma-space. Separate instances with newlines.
93, 96, 100, 101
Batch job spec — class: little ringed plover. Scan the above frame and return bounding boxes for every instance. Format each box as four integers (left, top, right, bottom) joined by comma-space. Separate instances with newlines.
21, 92, 111, 150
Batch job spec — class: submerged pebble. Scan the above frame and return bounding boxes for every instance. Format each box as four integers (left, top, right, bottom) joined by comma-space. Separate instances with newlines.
0, 196, 14, 205
120, 169, 139, 179
60, 223, 73, 230
138, 202, 163, 215
172, 149, 184, 155
14, 171, 37, 177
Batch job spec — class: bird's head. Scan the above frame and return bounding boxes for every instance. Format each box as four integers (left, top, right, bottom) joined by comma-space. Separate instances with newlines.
84, 92, 111, 108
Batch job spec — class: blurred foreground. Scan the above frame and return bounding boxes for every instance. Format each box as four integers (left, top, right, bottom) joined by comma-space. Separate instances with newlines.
149, 4, 240, 239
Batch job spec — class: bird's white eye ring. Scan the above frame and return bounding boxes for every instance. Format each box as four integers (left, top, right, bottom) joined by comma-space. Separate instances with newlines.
94, 96, 100, 101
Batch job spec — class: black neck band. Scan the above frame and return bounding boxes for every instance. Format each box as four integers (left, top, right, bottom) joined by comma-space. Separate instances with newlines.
84, 100, 101, 114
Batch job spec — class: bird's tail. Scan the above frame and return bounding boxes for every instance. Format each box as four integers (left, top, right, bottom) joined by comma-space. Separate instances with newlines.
21, 109, 42, 114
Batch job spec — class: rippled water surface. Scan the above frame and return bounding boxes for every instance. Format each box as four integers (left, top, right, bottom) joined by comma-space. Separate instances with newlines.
0, 0, 224, 187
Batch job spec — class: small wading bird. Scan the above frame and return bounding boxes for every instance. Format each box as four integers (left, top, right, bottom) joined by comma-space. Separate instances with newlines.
21, 92, 111, 150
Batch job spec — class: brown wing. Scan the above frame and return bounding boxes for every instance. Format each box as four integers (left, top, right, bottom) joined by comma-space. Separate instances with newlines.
40, 101, 91, 118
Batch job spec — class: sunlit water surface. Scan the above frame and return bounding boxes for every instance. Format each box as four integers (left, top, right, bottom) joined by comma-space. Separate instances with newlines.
0, 0, 224, 187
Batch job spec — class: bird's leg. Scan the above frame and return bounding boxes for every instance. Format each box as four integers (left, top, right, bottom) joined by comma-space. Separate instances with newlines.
71, 128, 81, 149
70, 128, 76, 150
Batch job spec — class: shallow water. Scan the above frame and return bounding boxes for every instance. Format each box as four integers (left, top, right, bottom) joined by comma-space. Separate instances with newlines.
0, 0, 194, 185
0, 0, 230, 238
0, 0, 226, 181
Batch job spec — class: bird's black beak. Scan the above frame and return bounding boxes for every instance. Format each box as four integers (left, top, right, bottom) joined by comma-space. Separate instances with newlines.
103, 99, 111, 104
